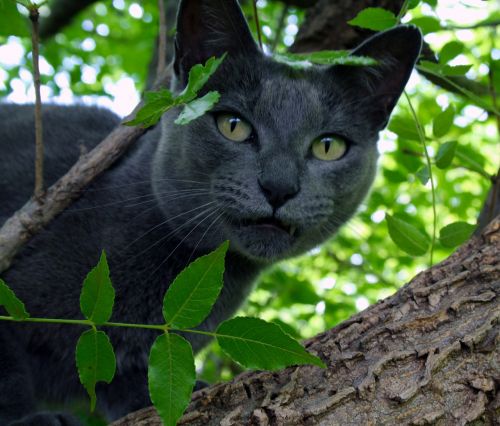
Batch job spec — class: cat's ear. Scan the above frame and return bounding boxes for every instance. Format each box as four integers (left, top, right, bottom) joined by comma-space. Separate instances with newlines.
174, 0, 259, 83
342, 26, 422, 130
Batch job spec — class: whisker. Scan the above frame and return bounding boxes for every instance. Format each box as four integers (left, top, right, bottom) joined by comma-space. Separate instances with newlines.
123, 201, 217, 251
187, 210, 225, 263
147, 208, 222, 279
67, 188, 208, 212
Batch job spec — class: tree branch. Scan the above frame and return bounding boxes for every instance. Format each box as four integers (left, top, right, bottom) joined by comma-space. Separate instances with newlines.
111, 215, 500, 425
0, 121, 146, 274
29, 6, 45, 200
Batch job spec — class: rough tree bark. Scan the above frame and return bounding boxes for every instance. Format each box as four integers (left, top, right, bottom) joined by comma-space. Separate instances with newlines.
112, 215, 500, 426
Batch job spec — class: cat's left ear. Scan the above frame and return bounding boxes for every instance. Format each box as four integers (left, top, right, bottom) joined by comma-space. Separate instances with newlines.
342, 26, 422, 130
174, 0, 259, 85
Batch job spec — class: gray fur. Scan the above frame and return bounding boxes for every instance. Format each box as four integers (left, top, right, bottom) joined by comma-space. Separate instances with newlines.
0, 0, 421, 424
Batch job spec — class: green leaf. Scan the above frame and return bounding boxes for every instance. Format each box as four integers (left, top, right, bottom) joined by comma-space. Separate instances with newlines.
148, 333, 195, 426
80, 251, 115, 325
76, 329, 116, 412
163, 241, 228, 329
273, 51, 377, 69
124, 89, 176, 128
388, 116, 421, 141
409, 16, 441, 34
408, 0, 421, 9
179, 54, 227, 102
415, 166, 429, 185
439, 41, 464, 64
0, 1, 30, 36
439, 222, 476, 247
435, 141, 457, 169
433, 105, 455, 138
386, 214, 429, 256
216, 317, 326, 370
348, 8, 397, 31
0, 278, 29, 320
441, 64, 472, 76
174, 91, 221, 125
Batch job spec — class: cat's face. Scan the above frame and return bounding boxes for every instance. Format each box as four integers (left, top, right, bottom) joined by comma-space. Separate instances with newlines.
152, 0, 422, 263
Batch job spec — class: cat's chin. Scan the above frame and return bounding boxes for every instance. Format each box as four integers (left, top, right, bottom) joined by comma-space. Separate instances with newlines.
227, 223, 296, 262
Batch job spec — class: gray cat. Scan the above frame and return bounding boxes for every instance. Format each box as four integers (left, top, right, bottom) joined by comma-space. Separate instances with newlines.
0, 0, 422, 424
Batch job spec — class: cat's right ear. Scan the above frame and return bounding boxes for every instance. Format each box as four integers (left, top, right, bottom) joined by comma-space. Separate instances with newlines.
336, 26, 422, 131
174, 0, 259, 84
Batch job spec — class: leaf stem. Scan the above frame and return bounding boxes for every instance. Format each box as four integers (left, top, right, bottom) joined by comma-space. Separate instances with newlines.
396, 0, 410, 23
417, 65, 500, 117
252, 0, 263, 50
0, 316, 167, 331
405, 91, 436, 265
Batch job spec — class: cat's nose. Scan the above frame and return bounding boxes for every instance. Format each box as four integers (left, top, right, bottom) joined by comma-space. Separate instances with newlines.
258, 177, 299, 209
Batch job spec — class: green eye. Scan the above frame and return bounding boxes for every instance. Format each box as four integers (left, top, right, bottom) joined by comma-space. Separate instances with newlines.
216, 113, 253, 142
311, 136, 347, 161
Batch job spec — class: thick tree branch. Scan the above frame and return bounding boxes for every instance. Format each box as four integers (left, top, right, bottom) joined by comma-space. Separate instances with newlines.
112, 215, 500, 425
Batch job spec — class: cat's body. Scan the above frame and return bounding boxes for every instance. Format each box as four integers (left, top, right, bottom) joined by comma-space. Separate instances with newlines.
0, 0, 422, 424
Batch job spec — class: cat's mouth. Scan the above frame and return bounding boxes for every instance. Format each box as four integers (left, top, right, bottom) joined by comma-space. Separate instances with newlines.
240, 217, 297, 237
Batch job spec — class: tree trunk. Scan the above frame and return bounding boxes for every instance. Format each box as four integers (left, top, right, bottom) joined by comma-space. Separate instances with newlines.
112, 215, 500, 425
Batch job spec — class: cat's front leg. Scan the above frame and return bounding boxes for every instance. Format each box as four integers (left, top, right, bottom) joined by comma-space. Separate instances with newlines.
8, 412, 81, 426
0, 328, 81, 426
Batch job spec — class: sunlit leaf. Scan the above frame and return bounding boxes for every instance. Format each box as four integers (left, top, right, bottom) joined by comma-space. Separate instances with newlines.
80, 251, 115, 325
0, 1, 30, 36
273, 51, 377, 69
76, 329, 116, 412
388, 116, 421, 141
216, 317, 326, 370
124, 89, 176, 128
348, 8, 397, 31
441, 64, 472, 76
386, 214, 429, 256
179, 54, 227, 102
410, 16, 441, 34
415, 166, 429, 185
148, 333, 195, 426
433, 105, 455, 138
435, 141, 457, 169
175, 91, 221, 125
163, 241, 228, 329
439, 222, 476, 247
0, 279, 29, 320
439, 41, 464, 64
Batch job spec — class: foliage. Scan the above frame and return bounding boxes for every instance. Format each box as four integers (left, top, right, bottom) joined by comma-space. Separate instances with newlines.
124, 54, 226, 128
0, 244, 324, 426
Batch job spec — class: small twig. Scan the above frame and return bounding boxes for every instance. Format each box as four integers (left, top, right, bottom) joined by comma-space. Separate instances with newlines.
29, 5, 44, 200
405, 92, 437, 266
486, 30, 500, 223
156, 0, 167, 78
396, 0, 410, 23
271, 4, 289, 53
252, 0, 263, 50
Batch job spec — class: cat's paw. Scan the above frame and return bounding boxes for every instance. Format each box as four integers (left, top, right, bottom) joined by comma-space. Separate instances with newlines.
8, 412, 81, 426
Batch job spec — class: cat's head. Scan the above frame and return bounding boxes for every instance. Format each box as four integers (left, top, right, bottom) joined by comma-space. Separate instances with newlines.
152, 0, 422, 263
